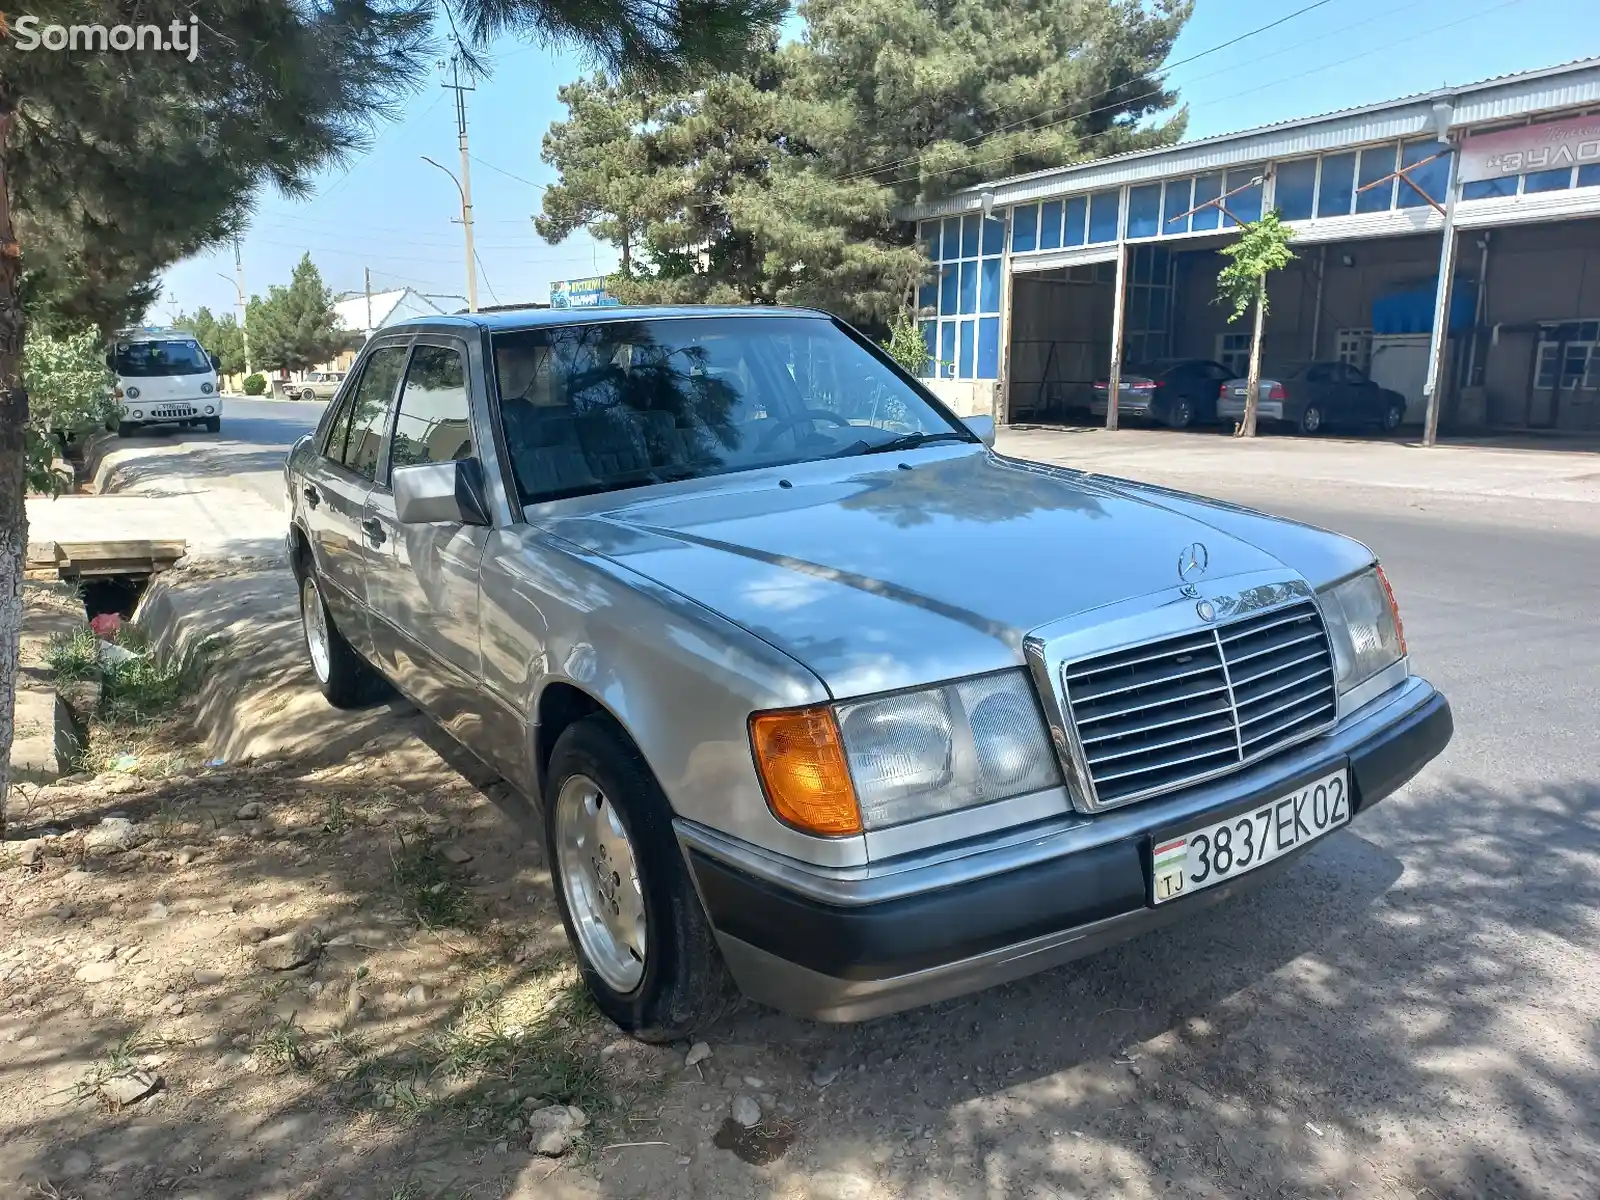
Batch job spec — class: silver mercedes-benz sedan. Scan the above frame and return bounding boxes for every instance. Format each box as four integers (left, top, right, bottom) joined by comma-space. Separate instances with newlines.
284, 306, 1452, 1040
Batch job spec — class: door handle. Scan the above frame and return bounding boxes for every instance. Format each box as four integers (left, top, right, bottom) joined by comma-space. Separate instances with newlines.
360, 517, 387, 546
302, 484, 321, 508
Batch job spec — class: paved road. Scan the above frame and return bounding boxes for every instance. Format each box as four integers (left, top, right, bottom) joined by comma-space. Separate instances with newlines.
100, 394, 328, 512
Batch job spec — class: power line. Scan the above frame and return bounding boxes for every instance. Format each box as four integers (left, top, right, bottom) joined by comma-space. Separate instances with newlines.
468, 154, 548, 191
474, 249, 503, 305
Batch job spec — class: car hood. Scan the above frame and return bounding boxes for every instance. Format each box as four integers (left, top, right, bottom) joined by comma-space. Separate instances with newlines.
545, 448, 1371, 698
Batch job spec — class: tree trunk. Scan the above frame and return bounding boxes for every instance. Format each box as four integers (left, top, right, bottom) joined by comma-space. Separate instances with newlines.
0, 109, 26, 838
1236, 280, 1267, 438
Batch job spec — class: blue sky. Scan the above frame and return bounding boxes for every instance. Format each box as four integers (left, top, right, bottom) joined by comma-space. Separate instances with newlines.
158, 0, 1597, 322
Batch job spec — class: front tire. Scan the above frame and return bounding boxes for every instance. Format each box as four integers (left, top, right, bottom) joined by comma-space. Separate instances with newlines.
1297, 404, 1324, 435
1381, 401, 1405, 433
116, 421, 139, 438
204, 416, 222, 433
300, 389, 317, 402
1165, 398, 1195, 430
299, 573, 389, 708
545, 716, 736, 1042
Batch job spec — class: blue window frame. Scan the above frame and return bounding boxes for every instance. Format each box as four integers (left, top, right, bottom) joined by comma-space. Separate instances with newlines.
980, 258, 1001, 314
1040, 200, 1064, 250
958, 260, 978, 314
920, 222, 940, 261
1580, 164, 1600, 188
1088, 190, 1120, 243
958, 320, 975, 379
1463, 176, 1518, 200
1525, 167, 1572, 193
1397, 140, 1451, 208
1012, 204, 1038, 253
938, 322, 957, 380
981, 216, 1005, 255
1065, 196, 1088, 246
1223, 169, 1263, 227
1356, 146, 1396, 213
939, 263, 958, 313
1127, 184, 1161, 238
1162, 178, 1192, 234
960, 215, 980, 258
1317, 153, 1355, 217
942, 218, 961, 260
1274, 159, 1317, 220
1191, 174, 1221, 230
919, 321, 937, 377
977, 317, 1000, 379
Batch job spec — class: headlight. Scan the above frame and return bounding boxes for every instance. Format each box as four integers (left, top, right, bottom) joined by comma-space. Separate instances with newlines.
751, 671, 1060, 835
1319, 566, 1406, 692
125, 386, 140, 399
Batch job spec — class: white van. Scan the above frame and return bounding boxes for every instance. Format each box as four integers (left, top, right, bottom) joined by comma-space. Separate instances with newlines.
110, 329, 223, 436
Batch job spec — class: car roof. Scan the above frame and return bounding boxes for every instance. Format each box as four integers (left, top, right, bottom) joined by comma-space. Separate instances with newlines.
378, 304, 833, 336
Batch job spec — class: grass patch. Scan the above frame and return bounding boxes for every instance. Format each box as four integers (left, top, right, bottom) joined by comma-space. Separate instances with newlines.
253, 1018, 312, 1073
390, 837, 474, 929
68, 1033, 148, 1102
323, 795, 354, 836
42, 628, 99, 683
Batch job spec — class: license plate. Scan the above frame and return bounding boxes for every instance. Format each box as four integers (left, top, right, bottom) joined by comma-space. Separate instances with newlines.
1150, 768, 1349, 905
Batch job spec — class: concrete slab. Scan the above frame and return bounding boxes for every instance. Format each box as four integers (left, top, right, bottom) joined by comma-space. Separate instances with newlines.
996, 426, 1600, 505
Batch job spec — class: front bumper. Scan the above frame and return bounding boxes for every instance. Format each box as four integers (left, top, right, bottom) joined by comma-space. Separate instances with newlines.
679, 676, 1451, 1022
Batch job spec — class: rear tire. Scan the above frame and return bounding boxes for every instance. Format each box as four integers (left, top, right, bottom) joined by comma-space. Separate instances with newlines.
300, 389, 316, 402
299, 572, 390, 709
1297, 405, 1324, 435
545, 716, 737, 1042
1381, 401, 1405, 433
1165, 398, 1194, 430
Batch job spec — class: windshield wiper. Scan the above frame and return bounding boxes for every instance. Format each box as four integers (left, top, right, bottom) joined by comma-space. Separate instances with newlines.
831, 430, 973, 458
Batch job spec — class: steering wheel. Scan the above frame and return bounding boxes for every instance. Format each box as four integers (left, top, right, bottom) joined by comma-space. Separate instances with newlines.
756, 408, 854, 449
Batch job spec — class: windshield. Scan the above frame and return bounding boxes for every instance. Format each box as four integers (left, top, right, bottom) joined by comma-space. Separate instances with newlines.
113, 339, 212, 377
492, 315, 971, 505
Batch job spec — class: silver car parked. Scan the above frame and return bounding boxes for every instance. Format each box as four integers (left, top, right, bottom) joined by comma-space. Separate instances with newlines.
284, 307, 1452, 1039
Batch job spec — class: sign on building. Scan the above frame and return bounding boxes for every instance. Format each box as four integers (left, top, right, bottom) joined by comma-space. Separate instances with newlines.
550, 276, 620, 309
1459, 114, 1600, 183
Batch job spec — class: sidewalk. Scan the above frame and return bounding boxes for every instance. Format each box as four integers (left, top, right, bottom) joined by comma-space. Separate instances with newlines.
996, 426, 1600, 506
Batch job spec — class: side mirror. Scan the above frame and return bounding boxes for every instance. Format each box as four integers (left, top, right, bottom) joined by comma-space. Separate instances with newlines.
209, 353, 222, 370
962, 414, 996, 447
392, 458, 492, 527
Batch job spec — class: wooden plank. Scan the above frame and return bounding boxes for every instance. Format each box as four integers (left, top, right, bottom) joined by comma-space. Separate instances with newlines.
46, 539, 188, 578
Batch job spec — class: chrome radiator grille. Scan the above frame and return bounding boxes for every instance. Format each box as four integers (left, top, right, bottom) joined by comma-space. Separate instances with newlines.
1062, 599, 1337, 808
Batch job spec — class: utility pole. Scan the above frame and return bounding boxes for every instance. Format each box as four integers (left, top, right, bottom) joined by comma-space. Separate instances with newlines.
437, 50, 478, 313
364, 266, 373, 337
234, 237, 252, 375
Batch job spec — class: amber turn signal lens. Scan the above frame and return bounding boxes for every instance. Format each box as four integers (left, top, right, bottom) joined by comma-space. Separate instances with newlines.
749, 707, 862, 836
1375, 563, 1407, 656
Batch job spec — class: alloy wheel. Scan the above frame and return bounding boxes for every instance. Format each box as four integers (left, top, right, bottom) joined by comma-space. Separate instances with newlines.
301, 576, 331, 684
555, 774, 647, 992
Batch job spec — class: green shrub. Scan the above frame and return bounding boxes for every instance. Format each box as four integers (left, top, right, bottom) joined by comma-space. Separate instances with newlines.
243, 372, 267, 396
883, 309, 930, 378
22, 326, 115, 494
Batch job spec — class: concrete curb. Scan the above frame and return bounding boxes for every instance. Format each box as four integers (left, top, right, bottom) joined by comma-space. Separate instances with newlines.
135, 561, 424, 766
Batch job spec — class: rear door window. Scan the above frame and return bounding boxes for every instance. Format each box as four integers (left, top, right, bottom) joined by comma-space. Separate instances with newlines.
387, 345, 473, 478
340, 345, 409, 482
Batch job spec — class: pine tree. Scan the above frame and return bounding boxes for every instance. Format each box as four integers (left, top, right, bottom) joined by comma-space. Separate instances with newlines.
250, 255, 352, 372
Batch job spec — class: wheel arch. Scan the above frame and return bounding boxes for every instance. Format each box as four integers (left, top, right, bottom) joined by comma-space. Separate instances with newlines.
533, 679, 645, 807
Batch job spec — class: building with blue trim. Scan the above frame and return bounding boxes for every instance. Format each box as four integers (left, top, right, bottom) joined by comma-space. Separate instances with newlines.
899, 57, 1600, 436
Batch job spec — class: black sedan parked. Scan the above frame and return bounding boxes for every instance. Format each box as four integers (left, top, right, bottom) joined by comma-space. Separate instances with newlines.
1090, 358, 1235, 429
1217, 361, 1408, 435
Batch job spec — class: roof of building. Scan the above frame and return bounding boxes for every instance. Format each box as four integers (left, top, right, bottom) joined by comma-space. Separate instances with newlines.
331, 287, 444, 332
900, 55, 1600, 220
